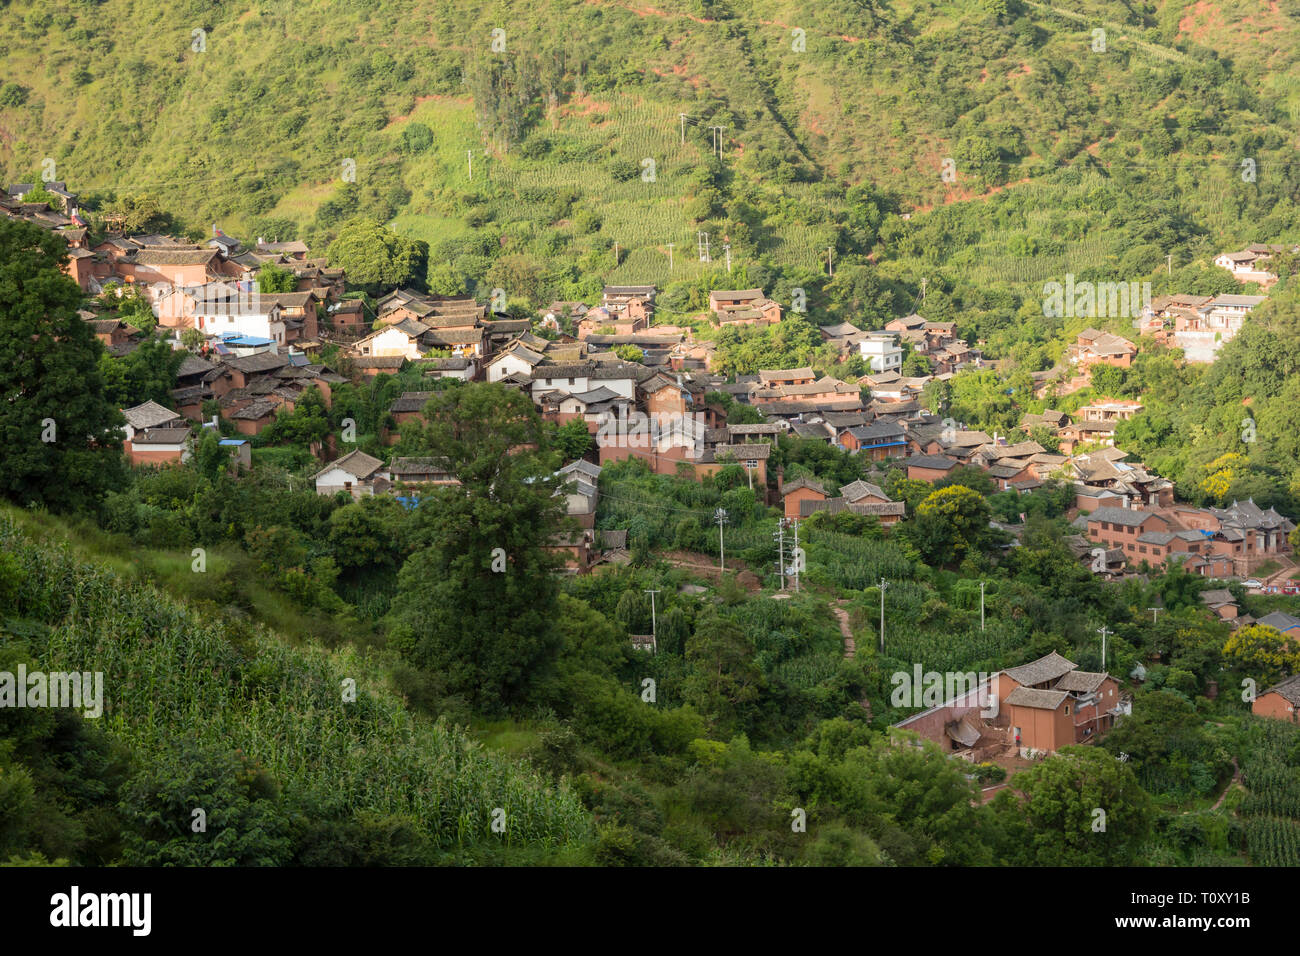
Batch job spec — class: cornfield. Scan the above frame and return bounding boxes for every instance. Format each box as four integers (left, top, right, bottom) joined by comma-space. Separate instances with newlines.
0, 519, 592, 851
1240, 720, 1300, 867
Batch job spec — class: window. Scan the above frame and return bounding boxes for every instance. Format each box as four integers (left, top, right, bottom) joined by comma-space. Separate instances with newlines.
1065, 705, 1071, 715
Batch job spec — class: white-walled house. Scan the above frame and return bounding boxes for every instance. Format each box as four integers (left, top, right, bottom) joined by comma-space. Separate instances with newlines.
485, 342, 544, 382
353, 324, 424, 360
312, 450, 388, 498
859, 332, 903, 373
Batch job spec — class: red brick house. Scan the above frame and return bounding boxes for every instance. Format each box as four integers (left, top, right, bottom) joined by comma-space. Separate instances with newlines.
1253, 675, 1300, 724
781, 476, 826, 520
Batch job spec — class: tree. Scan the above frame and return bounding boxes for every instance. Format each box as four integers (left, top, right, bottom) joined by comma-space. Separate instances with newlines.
683, 614, 762, 734
1089, 363, 1126, 397
1008, 745, 1152, 865
554, 418, 594, 460
1223, 624, 1300, 687
98, 337, 184, 407
906, 485, 992, 564
327, 218, 428, 295
613, 344, 644, 363
0, 218, 126, 511
385, 384, 565, 709
256, 262, 297, 294
118, 736, 291, 866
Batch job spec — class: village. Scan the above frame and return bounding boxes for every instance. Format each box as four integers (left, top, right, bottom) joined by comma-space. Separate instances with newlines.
7, 180, 1300, 763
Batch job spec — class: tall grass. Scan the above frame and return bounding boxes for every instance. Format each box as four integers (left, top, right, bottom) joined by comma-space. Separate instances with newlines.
0, 517, 592, 852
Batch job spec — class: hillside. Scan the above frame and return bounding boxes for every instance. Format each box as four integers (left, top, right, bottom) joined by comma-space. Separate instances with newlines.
3, 0, 1299, 330
0, 510, 592, 865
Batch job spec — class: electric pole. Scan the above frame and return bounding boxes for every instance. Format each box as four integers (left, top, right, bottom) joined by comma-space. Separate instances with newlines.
827, 246, 834, 277
697, 231, 710, 263
980, 581, 986, 632
644, 589, 660, 654
678, 113, 688, 145
1098, 625, 1112, 670
792, 520, 800, 593
774, 520, 787, 591
714, 508, 728, 571
614, 241, 619, 266
724, 243, 732, 273
879, 578, 888, 652
1148, 607, 1162, 625
467, 150, 473, 179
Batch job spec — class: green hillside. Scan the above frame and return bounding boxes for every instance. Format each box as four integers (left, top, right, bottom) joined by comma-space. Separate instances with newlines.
3, 0, 1299, 328
0, 511, 592, 865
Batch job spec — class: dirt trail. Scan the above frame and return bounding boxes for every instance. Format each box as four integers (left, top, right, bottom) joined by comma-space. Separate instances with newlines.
831, 600, 855, 659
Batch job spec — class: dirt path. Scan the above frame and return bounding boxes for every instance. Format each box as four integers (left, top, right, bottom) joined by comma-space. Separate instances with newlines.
830, 600, 855, 659
1211, 758, 1242, 812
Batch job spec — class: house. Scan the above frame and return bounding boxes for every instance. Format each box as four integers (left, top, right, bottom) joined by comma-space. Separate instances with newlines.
230, 399, 282, 436
906, 454, 960, 483
798, 496, 905, 526
313, 450, 388, 498
1214, 244, 1293, 287
1075, 400, 1144, 425
125, 426, 193, 467
1174, 294, 1267, 362
385, 456, 459, 488
387, 392, 434, 439
781, 476, 826, 521
417, 356, 476, 381
858, 332, 903, 374
219, 438, 252, 471
255, 239, 310, 260
352, 323, 425, 360
839, 422, 907, 460
1256, 611, 1300, 635
1066, 329, 1137, 372
486, 340, 546, 382
1253, 675, 1300, 723
758, 367, 816, 388
556, 459, 602, 529
1198, 589, 1239, 621
1000, 654, 1124, 753
820, 321, 863, 346
708, 288, 782, 326
121, 400, 182, 441
326, 299, 368, 334
891, 650, 1126, 758
600, 285, 656, 329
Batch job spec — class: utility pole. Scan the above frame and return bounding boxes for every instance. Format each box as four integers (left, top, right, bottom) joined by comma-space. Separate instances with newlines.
1166, 253, 1173, 276
697, 231, 710, 263
614, 241, 619, 266
1098, 625, 1112, 670
467, 150, 473, 179
1147, 607, 1162, 625
774, 520, 787, 591
920, 276, 927, 304
644, 589, 660, 654
666, 242, 674, 271
792, 520, 800, 593
678, 113, 688, 145
724, 243, 732, 273
980, 581, 986, 632
827, 246, 834, 277
879, 578, 888, 652
708, 125, 727, 157
714, 508, 728, 571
